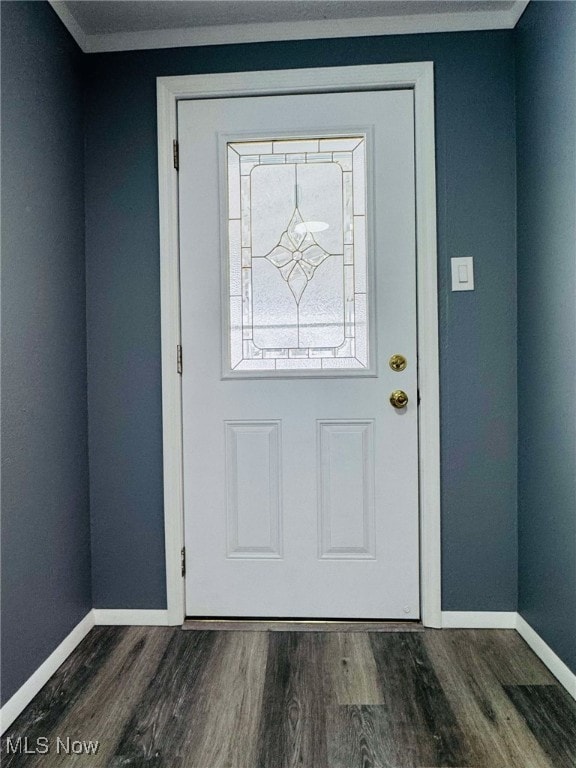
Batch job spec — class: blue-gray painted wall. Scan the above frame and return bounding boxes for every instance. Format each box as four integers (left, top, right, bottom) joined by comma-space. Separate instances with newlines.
516, 1, 576, 674
5, 0, 575, 710
1, 2, 91, 705
84, 31, 518, 610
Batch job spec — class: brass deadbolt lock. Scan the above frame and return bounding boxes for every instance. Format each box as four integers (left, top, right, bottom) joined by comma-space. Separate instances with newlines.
390, 390, 409, 409
389, 354, 407, 372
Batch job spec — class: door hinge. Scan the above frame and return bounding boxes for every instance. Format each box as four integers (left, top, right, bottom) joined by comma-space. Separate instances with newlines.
417, 389, 421, 405
181, 547, 186, 577
177, 344, 183, 374
173, 139, 179, 171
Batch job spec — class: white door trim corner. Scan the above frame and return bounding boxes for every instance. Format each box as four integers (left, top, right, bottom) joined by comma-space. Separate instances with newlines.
157, 62, 441, 627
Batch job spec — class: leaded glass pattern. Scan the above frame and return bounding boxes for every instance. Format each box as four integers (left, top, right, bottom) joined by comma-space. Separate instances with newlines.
226, 136, 369, 373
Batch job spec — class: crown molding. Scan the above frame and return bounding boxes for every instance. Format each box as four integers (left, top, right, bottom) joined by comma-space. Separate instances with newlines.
48, 0, 87, 50
509, 0, 531, 26
49, 1, 530, 54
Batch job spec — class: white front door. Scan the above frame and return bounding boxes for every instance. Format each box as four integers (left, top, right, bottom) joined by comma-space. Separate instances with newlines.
178, 90, 419, 619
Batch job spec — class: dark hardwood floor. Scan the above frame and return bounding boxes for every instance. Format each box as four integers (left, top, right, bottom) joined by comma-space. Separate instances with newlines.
2, 627, 575, 767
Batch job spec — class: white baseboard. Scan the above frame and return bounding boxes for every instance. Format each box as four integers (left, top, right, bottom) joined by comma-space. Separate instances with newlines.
93, 609, 169, 626
0, 611, 95, 735
442, 611, 576, 701
516, 615, 576, 701
442, 611, 517, 629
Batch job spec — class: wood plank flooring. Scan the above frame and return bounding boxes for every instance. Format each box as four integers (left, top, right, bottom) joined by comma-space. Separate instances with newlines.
2, 627, 575, 767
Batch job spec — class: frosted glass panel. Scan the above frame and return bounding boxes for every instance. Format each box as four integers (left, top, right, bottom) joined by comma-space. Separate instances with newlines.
227, 136, 369, 373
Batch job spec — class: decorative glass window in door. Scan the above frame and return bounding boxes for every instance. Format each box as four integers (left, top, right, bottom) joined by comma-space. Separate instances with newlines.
226, 136, 369, 373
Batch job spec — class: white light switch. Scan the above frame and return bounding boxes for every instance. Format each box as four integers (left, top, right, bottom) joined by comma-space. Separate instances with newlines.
451, 257, 474, 291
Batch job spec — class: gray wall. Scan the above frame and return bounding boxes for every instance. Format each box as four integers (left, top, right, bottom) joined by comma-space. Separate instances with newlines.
516, 1, 576, 674
85, 31, 518, 610
1, 2, 91, 704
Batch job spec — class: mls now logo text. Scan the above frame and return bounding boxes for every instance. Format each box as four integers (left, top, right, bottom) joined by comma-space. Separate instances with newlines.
5, 736, 100, 755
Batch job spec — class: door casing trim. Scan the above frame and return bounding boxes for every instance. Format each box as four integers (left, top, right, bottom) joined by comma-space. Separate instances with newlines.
157, 63, 442, 627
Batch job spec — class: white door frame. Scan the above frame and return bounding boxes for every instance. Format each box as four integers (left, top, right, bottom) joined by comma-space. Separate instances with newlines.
157, 63, 441, 627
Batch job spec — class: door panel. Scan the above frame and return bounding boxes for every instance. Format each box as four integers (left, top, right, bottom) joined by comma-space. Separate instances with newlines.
225, 420, 283, 559
178, 90, 419, 618
318, 420, 376, 559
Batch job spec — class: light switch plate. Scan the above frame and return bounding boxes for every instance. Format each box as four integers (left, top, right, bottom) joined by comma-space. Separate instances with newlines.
451, 257, 474, 291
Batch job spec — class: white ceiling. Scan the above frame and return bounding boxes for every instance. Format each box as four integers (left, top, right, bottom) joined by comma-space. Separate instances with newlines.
49, 0, 530, 53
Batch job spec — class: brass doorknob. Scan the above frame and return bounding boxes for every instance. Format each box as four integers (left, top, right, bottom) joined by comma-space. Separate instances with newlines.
390, 390, 409, 409
389, 354, 407, 372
